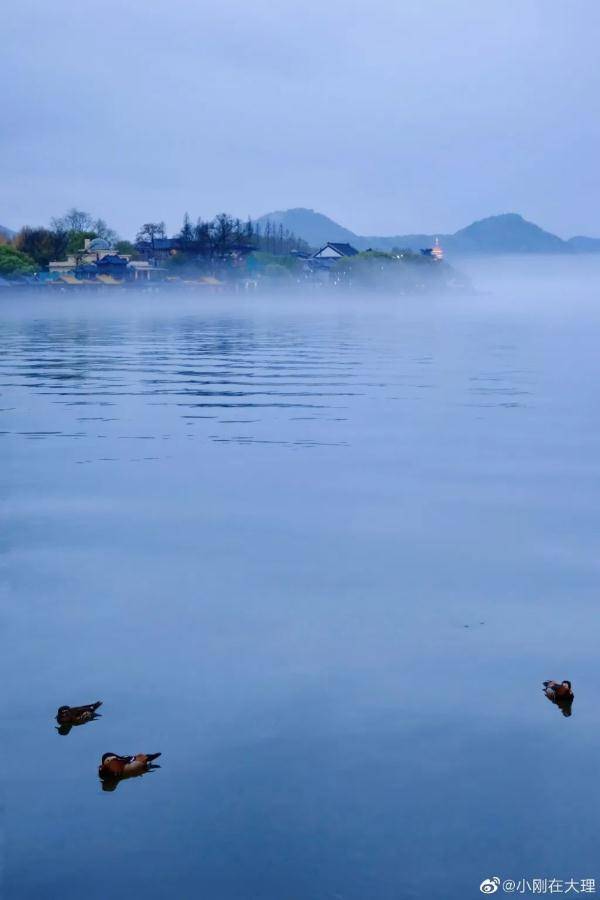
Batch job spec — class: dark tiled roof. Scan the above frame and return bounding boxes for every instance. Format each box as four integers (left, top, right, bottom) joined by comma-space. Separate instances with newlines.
313, 242, 359, 258
96, 254, 128, 266
327, 242, 358, 256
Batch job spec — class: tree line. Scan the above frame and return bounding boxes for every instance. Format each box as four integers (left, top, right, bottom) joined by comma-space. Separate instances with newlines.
0, 208, 310, 276
0, 208, 125, 274
138, 213, 310, 260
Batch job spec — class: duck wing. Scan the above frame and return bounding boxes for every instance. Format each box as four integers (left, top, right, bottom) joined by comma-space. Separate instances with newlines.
99, 754, 132, 777
70, 701, 102, 716
121, 753, 162, 778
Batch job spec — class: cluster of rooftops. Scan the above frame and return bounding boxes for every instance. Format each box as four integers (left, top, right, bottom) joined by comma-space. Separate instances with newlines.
0, 237, 443, 289
45, 239, 367, 283
47, 238, 159, 283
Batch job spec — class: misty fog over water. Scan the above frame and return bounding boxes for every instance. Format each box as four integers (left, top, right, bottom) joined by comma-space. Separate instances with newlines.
3, 257, 600, 899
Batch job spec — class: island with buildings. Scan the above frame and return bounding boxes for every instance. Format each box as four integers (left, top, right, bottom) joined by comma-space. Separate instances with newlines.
0, 210, 463, 294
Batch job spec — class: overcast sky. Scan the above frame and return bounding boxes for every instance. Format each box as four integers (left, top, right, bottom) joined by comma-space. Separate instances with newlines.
2, 0, 599, 239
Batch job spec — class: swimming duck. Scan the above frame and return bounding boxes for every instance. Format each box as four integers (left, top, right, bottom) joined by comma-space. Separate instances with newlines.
543, 680, 574, 716
56, 701, 102, 734
98, 752, 161, 788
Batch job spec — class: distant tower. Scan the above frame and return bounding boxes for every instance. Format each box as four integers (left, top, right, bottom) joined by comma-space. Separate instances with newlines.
431, 237, 443, 261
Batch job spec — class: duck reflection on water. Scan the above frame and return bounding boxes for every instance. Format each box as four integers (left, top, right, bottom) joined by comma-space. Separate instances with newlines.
55, 701, 102, 735
98, 752, 162, 792
543, 680, 574, 717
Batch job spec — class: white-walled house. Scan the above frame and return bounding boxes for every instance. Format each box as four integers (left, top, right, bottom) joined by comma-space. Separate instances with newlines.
49, 238, 126, 274
303, 242, 359, 284
312, 242, 359, 260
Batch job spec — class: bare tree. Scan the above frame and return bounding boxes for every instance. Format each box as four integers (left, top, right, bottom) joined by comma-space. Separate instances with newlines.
136, 222, 166, 251
193, 219, 212, 254
93, 218, 118, 243
178, 213, 194, 244
212, 213, 235, 256
51, 208, 94, 233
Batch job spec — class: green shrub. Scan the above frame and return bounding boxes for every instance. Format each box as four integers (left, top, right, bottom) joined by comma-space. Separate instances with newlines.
0, 245, 36, 275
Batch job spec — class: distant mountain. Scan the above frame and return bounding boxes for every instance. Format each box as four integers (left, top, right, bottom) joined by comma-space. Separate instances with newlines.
257, 209, 600, 255
0, 225, 15, 239
567, 235, 600, 253
256, 208, 358, 247
448, 213, 567, 254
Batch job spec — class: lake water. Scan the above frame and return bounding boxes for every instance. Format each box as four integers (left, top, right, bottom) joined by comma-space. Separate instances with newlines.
3, 259, 600, 899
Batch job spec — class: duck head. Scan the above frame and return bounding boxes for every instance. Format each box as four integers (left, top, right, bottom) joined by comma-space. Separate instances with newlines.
99, 753, 124, 778
101, 752, 118, 765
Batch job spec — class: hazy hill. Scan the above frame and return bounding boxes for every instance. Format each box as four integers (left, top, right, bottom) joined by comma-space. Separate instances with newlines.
567, 235, 600, 253
256, 208, 358, 247
448, 213, 567, 254
0, 225, 15, 240
257, 208, 600, 255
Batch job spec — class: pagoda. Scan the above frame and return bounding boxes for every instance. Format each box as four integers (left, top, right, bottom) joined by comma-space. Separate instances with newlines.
431, 238, 444, 261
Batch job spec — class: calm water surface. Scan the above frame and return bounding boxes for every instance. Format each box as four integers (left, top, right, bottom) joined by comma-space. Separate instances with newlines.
3, 263, 600, 899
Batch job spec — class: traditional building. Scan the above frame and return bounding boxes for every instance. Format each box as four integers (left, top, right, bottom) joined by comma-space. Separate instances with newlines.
420, 238, 444, 261
128, 260, 165, 281
135, 238, 179, 264
95, 253, 129, 279
49, 237, 129, 274
312, 242, 359, 261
